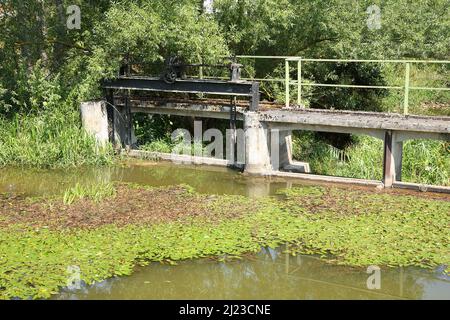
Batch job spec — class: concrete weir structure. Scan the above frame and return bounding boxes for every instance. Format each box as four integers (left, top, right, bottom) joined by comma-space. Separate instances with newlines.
81, 99, 450, 192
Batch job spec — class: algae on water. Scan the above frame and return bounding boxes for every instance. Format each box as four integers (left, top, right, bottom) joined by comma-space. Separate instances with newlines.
0, 184, 449, 299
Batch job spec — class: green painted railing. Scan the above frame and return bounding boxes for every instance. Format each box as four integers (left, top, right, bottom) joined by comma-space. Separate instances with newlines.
232, 56, 450, 115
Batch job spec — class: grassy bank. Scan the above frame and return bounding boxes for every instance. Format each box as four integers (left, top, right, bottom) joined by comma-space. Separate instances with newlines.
292, 133, 449, 186
0, 183, 448, 299
0, 111, 114, 168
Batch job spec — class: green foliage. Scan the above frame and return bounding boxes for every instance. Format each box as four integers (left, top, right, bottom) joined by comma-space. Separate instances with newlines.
75, 0, 229, 100
293, 133, 449, 185
0, 0, 448, 170
63, 183, 116, 205
0, 110, 114, 168
274, 186, 450, 268
0, 184, 449, 299
381, 64, 450, 115
215, 0, 450, 59
215, 0, 449, 113
402, 140, 449, 186
141, 139, 173, 154
214, 0, 294, 53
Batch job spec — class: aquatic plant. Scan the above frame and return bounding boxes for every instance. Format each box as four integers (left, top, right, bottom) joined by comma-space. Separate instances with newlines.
0, 184, 448, 300
63, 183, 116, 205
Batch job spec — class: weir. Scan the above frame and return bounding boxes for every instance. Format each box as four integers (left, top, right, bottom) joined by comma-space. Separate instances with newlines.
81, 97, 449, 192
80, 57, 449, 192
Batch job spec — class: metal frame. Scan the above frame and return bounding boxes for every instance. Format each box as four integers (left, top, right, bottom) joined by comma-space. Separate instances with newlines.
102, 77, 260, 111
232, 56, 450, 115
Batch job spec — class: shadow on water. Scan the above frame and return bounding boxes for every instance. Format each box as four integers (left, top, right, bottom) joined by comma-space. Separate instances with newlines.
1, 160, 449, 300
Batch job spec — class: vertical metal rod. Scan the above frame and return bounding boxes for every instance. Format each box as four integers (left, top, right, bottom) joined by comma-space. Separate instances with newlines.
106, 89, 115, 145
285, 60, 290, 108
403, 62, 410, 115
383, 130, 394, 188
229, 97, 237, 164
199, 65, 204, 80
199, 56, 204, 80
297, 58, 302, 106
126, 90, 132, 148
199, 57, 204, 99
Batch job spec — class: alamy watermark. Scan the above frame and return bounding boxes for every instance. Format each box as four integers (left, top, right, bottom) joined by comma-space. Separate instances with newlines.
165, 120, 286, 171
66, 5, 81, 30
366, 265, 381, 290
366, 4, 382, 30
66, 265, 81, 290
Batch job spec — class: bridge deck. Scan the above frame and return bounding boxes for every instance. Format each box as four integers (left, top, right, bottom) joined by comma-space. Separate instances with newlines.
260, 109, 450, 134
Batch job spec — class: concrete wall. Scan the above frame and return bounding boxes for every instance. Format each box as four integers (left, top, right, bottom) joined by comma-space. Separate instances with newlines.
80, 100, 109, 145
243, 112, 272, 175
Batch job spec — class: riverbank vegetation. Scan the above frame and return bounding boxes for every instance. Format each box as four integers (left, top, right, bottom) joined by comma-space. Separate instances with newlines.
292, 134, 450, 186
0, 183, 448, 299
0, 0, 448, 183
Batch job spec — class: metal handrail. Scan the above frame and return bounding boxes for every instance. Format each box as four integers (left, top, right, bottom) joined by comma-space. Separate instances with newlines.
233, 55, 450, 114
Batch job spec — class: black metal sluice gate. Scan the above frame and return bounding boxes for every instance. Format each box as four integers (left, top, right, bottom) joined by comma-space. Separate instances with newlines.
102, 77, 260, 111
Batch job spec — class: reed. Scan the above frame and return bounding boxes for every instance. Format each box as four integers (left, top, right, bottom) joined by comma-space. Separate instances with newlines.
0, 110, 114, 168
63, 182, 116, 205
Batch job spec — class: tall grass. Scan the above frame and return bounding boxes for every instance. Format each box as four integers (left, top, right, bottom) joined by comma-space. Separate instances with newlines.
292, 133, 449, 186
402, 140, 449, 186
0, 110, 114, 168
63, 182, 116, 205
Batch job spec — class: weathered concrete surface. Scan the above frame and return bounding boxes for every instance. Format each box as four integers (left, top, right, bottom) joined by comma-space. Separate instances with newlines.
80, 101, 109, 145
284, 161, 311, 174
260, 109, 450, 134
275, 130, 292, 170
393, 181, 450, 194
271, 171, 383, 188
244, 112, 272, 175
119, 100, 449, 140
83, 99, 449, 190
269, 130, 311, 173
126, 149, 241, 168
383, 131, 404, 188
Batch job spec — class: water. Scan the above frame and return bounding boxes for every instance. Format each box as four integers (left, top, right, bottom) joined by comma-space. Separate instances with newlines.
56, 249, 450, 300
1, 160, 449, 300
0, 161, 288, 198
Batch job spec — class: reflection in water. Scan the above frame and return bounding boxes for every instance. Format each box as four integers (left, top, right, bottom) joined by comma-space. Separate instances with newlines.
55, 248, 450, 300
1, 161, 449, 300
0, 162, 284, 198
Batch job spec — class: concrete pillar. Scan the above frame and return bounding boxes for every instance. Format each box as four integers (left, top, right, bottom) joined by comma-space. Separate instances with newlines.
270, 129, 305, 171
270, 128, 311, 173
393, 132, 403, 182
278, 130, 293, 170
243, 112, 272, 175
383, 130, 403, 187
80, 100, 109, 146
